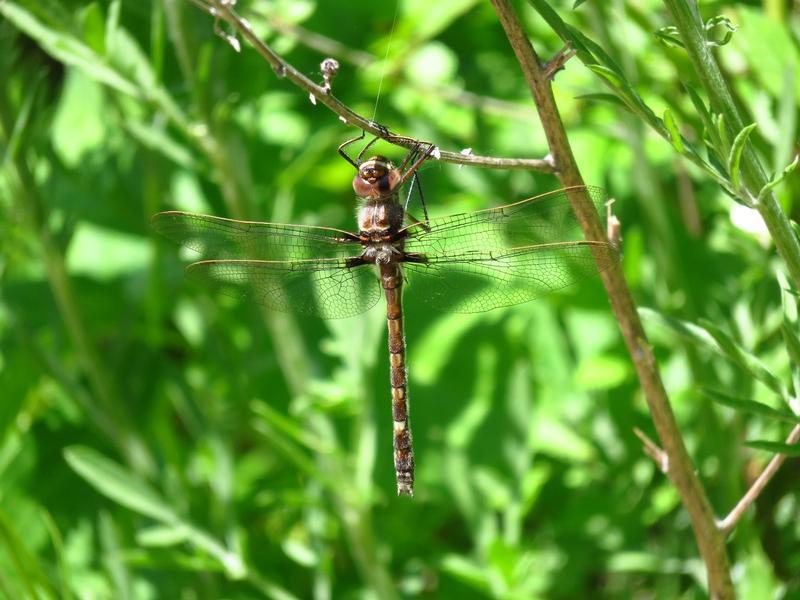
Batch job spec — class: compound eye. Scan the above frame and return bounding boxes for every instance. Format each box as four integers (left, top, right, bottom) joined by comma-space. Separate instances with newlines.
360, 164, 387, 181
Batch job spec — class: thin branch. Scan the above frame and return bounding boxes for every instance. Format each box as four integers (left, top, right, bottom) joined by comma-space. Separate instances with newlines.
488, 1, 734, 598
543, 43, 577, 81
718, 423, 800, 534
192, 0, 555, 172
634, 427, 670, 474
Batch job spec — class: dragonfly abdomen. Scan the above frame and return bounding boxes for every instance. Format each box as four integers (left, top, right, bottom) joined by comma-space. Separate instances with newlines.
381, 262, 414, 496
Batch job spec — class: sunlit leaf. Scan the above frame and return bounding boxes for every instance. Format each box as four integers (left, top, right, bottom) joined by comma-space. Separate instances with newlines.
728, 123, 756, 190
744, 440, 800, 456
663, 109, 684, 154
758, 155, 799, 202
701, 389, 798, 423
64, 446, 176, 523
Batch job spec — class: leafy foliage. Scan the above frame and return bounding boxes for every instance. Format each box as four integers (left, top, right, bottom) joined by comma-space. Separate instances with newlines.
1, 0, 799, 598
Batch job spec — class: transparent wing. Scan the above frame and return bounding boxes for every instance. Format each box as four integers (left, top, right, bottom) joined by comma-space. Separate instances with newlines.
403, 241, 618, 313
151, 211, 361, 261
186, 258, 380, 319
403, 186, 608, 255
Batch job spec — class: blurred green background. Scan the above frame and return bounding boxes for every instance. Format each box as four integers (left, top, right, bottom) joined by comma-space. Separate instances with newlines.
1, 0, 799, 598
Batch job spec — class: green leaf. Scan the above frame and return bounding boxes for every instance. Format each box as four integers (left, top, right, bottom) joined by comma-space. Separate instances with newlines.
0, 508, 56, 598
744, 440, 800, 456
782, 322, 800, 367
586, 64, 624, 89
713, 113, 729, 154
0, 2, 141, 98
105, 0, 121, 56
642, 309, 789, 399
125, 120, 197, 169
663, 109, 684, 153
573, 0, 590, 7
728, 123, 757, 190
64, 446, 177, 522
698, 318, 788, 398
704, 15, 737, 47
574, 354, 631, 390
655, 26, 684, 49
528, 0, 576, 51
758, 155, 799, 202
639, 308, 718, 350
683, 85, 712, 129
701, 389, 798, 423
575, 93, 630, 110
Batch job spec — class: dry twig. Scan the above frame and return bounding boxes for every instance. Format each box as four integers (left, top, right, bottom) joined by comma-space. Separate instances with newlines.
718, 424, 800, 534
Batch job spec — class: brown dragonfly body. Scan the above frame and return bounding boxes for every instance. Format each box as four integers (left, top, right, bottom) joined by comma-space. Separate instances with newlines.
152, 142, 617, 497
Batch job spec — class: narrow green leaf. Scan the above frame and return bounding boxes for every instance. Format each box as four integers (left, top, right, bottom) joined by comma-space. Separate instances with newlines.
586, 64, 624, 89
569, 27, 626, 73
655, 26, 684, 49
125, 120, 196, 168
698, 318, 787, 398
99, 512, 132, 599
683, 85, 711, 126
573, 0, 590, 8
0, 508, 55, 598
701, 389, 798, 423
528, 0, 575, 48
782, 321, 800, 376
574, 93, 630, 111
642, 310, 789, 398
105, 0, 121, 56
744, 440, 800, 456
64, 446, 177, 523
713, 113, 729, 154
728, 123, 757, 190
639, 308, 719, 351
758, 155, 799, 202
663, 109, 684, 153
0, 2, 141, 98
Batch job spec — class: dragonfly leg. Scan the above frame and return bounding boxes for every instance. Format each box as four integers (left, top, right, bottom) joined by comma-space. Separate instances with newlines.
356, 135, 383, 163
397, 141, 437, 188
338, 131, 367, 169
405, 211, 432, 233
407, 171, 431, 225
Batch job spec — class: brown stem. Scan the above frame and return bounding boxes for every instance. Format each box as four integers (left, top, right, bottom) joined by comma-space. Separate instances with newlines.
633, 427, 669, 474
718, 424, 800, 534
192, 0, 555, 172
489, 1, 733, 597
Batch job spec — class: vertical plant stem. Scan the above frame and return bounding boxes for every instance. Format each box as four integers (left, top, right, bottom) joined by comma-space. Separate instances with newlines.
662, 0, 800, 290
489, 1, 734, 597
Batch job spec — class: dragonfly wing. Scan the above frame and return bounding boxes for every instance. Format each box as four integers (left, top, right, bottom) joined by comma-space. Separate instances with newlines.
403, 186, 608, 255
152, 211, 361, 261
403, 241, 618, 313
187, 258, 381, 319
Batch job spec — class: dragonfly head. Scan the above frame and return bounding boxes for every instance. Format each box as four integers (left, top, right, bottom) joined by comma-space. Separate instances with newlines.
354, 156, 401, 199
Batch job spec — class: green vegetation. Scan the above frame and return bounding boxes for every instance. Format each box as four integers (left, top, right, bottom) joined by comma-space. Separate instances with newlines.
1, 0, 798, 597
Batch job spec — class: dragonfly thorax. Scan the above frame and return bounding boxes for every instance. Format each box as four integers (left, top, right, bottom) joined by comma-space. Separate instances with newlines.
358, 196, 404, 239
353, 155, 401, 199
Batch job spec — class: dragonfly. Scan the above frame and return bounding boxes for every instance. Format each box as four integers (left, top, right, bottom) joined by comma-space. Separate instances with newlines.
152, 135, 619, 497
